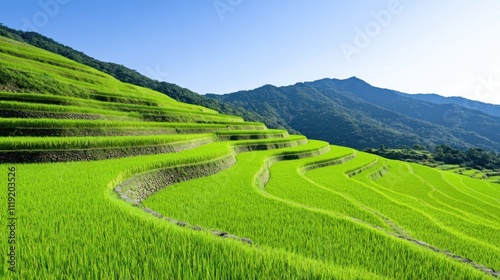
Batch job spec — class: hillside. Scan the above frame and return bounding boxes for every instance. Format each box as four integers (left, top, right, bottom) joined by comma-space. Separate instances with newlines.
0, 25, 294, 132
408, 93, 500, 118
0, 36, 499, 279
207, 77, 500, 151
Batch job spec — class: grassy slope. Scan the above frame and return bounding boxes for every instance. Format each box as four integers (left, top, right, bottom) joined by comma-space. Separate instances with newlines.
0, 35, 498, 279
0, 25, 295, 132
0, 35, 373, 279
146, 146, 497, 279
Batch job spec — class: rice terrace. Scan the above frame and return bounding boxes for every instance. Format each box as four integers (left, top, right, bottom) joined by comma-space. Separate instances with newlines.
1, 9, 500, 280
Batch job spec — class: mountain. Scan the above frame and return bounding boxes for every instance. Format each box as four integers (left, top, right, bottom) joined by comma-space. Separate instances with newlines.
0, 25, 293, 132
1, 34, 497, 279
207, 77, 500, 151
407, 93, 500, 118
3, 25, 499, 151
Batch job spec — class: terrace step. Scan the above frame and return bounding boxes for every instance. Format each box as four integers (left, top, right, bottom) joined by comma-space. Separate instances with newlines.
367, 162, 390, 181
2, 33, 498, 279
116, 140, 332, 249
0, 135, 216, 163
0, 118, 268, 137
216, 130, 289, 141
0, 105, 242, 124
0, 91, 217, 113
261, 148, 395, 231
115, 135, 313, 203
346, 158, 380, 178
0, 108, 139, 122
299, 152, 356, 173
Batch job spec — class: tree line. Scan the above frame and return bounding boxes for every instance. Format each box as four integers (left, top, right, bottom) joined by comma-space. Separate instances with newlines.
366, 144, 500, 171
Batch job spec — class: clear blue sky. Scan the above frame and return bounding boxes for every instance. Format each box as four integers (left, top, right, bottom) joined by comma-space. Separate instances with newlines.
1, 1, 500, 104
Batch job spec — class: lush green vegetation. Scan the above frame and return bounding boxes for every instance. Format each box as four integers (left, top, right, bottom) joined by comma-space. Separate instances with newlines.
145, 144, 497, 279
0, 31, 498, 279
0, 25, 294, 132
1, 148, 380, 279
0, 134, 216, 150
366, 145, 500, 183
433, 145, 500, 170
207, 77, 500, 151
3, 25, 500, 150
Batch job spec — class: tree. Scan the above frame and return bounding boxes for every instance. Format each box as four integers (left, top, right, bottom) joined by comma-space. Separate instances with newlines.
413, 144, 426, 151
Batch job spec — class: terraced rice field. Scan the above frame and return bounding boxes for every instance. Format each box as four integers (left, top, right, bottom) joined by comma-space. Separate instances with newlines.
438, 164, 498, 181
0, 36, 499, 279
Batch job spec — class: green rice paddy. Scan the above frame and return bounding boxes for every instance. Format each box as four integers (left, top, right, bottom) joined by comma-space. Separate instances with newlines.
0, 35, 498, 279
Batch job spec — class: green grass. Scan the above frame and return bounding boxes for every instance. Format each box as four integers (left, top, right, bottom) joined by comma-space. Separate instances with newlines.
265, 146, 391, 230
305, 153, 500, 270
0, 118, 266, 131
0, 134, 216, 150
0, 91, 217, 113
216, 129, 288, 136
0, 33, 498, 279
486, 176, 500, 183
0, 100, 135, 116
0, 45, 174, 102
144, 144, 490, 279
232, 134, 307, 148
437, 164, 461, 170
0, 149, 383, 279
0, 100, 243, 124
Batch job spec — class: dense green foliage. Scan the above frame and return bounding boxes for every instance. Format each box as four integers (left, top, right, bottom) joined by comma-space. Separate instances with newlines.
433, 145, 500, 170
366, 144, 500, 171
0, 29, 498, 279
409, 93, 500, 118
207, 77, 500, 151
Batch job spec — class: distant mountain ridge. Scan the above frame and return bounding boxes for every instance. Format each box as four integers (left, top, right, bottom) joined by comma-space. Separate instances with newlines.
407, 93, 500, 118
207, 77, 500, 151
2, 25, 499, 151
